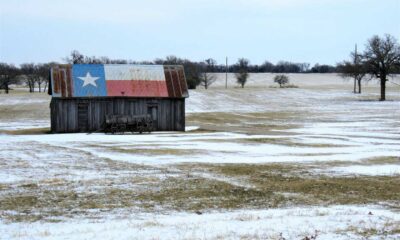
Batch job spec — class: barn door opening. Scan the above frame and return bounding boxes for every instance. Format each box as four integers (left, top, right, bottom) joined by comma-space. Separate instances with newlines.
147, 105, 158, 129
78, 102, 89, 132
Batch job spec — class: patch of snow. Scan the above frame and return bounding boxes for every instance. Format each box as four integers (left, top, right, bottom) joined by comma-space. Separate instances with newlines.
0, 120, 49, 130
329, 164, 400, 176
184, 126, 200, 131
0, 173, 25, 183
0, 98, 48, 106
1, 129, 398, 166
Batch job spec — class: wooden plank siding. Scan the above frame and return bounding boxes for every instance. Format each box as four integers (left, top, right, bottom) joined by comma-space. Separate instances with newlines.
50, 98, 185, 133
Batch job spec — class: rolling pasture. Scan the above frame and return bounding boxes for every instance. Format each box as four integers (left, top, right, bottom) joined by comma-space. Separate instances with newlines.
1, 73, 400, 239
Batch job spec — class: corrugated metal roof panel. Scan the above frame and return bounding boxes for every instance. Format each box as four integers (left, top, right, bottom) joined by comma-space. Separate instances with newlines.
50, 64, 189, 98
163, 65, 188, 98
51, 65, 72, 98
177, 68, 189, 98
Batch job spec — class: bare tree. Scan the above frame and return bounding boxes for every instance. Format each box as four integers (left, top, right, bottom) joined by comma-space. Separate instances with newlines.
363, 34, 400, 101
274, 74, 289, 88
33, 64, 47, 92
337, 46, 367, 94
0, 63, 19, 94
37, 63, 57, 92
20, 63, 40, 92
235, 58, 249, 88
199, 58, 217, 89
299, 63, 310, 73
20, 63, 55, 93
164, 55, 180, 65
65, 50, 85, 64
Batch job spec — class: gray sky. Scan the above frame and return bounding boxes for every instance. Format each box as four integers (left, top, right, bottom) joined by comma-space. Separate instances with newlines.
0, 0, 399, 66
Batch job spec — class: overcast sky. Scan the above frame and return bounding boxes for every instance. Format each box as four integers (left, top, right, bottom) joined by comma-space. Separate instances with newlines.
0, 0, 399, 66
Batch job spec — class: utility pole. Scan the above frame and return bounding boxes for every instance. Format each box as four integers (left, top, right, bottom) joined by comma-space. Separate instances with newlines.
354, 44, 357, 93
225, 57, 228, 89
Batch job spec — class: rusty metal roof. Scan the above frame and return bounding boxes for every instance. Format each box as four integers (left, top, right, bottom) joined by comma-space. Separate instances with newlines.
50, 64, 189, 98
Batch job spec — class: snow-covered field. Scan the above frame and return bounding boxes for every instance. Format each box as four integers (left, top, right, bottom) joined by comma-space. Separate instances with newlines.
2, 205, 399, 240
0, 74, 400, 239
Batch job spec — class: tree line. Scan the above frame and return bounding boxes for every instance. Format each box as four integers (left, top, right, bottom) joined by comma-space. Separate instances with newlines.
66, 50, 334, 73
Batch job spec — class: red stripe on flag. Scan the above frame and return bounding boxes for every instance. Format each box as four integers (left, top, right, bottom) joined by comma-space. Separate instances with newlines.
106, 80, 169, 97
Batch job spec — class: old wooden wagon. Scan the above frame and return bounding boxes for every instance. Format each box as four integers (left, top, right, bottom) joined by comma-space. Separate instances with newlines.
49, 64, 188, 133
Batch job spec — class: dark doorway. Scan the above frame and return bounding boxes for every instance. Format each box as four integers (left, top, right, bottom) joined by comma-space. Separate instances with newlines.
147, 105, 158, 128
78, 103, 89, 132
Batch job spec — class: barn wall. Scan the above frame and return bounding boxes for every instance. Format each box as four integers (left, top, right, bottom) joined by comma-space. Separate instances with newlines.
50, 97, 185, 133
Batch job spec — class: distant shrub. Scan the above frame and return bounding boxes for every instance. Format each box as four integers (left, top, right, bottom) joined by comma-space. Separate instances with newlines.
235, 58, 250, 88
274, 74, 289, 88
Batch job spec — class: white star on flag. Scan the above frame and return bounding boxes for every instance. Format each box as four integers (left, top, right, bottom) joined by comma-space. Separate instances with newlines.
78, 72, 99, 87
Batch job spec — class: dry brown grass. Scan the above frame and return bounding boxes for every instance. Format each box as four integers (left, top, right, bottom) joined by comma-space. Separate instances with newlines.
310, 156, 400, 168
0, 101, 49, 121
0, 127, 50, 135
239, 137, 349, 148
186, 111, 303, 134
338, 220, 400, 238
2, 160, 400, 223
202, 163, 400, 206
105, 146, 207, 156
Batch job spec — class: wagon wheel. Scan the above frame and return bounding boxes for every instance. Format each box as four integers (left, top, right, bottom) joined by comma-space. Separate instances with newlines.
130, 126, 136, 134
106, 124, 113, 134
135, 119, 143, 134
111, 127, 117, 135
126, 124, 134, 134
138, 126, 144, 134
137, 122, 144, 134
148, 120, 154, 133
118, 124, 126, 134
111, 123, 118, 134
133, 120, 139, 134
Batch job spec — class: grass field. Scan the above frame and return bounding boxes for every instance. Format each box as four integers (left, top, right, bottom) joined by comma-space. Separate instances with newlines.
0, 74, 399, 239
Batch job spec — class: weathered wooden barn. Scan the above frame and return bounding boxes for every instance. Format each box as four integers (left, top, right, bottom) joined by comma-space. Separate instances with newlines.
49, 64, 188, 133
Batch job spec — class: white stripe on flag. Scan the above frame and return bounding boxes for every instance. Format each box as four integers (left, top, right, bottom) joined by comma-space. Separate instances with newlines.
104, 65, 166, 81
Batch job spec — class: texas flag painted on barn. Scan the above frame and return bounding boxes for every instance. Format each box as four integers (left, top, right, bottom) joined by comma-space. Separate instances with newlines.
51, 64, 188, 98
71, 64, 169, 97
104, 65, 168, 97
72, 64, 107, 97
